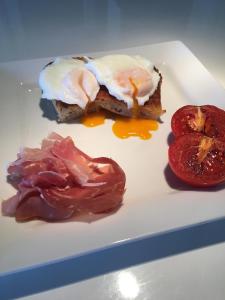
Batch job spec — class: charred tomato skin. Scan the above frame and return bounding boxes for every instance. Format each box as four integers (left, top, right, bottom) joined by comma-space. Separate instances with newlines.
168, 133, 225, 187
171, 105, 225, 140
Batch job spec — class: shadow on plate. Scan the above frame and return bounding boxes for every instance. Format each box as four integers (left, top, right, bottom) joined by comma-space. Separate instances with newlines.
167, 132, 174, 145
39, 98, 58, 121
39, 98, 85, 124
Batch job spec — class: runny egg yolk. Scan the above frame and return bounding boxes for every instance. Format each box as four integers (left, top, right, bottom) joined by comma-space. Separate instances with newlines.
81, 111, 106, 127
81, 110, 158, 140
115, 68, 153, 100
112, 117, 158, 140
111, 74, 158, 140
81, 69, 159, 139
129, 77, 140, 118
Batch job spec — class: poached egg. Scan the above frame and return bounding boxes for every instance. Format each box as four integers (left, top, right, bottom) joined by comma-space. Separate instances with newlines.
86, 54, 160, 109
39, 58, 100, 109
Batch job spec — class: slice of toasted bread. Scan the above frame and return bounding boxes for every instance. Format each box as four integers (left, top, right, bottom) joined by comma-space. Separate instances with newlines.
52, 100, 98, 122
53, 72, 164, 122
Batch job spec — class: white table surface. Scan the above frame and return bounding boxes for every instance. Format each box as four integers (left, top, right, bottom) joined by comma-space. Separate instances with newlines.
0, 0, 225, 299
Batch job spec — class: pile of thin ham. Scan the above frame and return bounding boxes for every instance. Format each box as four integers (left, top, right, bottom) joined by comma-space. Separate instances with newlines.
2, 133, 126, 221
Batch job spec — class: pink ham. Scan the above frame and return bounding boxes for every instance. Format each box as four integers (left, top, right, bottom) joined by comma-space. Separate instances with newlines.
2, 133, 126, 221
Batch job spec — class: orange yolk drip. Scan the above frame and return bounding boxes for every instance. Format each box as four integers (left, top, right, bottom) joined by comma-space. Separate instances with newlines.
112, 118, 158, 140
81, 111, 106, 127
112, 77, 158, 140
129, 77, 139, 118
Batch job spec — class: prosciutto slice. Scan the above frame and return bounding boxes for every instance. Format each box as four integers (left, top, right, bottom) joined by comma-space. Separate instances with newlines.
2, 133, 126, 221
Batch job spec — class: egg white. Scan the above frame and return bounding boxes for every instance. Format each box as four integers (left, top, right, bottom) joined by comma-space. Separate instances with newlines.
39, 58, 100, 108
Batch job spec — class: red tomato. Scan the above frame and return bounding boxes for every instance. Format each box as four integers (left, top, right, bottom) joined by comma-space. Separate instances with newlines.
168, 133, 225, 187
171, 105, 225, 140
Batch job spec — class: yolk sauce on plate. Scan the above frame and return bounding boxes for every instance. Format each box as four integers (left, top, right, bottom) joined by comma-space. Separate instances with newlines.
112, 117, 158, 140
81, 112, 106, 127
81, 111, 158, 140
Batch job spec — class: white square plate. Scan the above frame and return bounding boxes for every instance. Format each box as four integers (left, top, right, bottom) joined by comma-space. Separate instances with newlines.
1, 41, 225, 276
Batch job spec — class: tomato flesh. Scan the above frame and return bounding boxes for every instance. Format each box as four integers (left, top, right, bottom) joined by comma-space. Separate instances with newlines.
169, 133, 225, 187
171, 105, 225, 140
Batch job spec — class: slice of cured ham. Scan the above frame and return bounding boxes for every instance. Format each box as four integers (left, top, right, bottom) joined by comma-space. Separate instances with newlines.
2, 133, 126, 221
